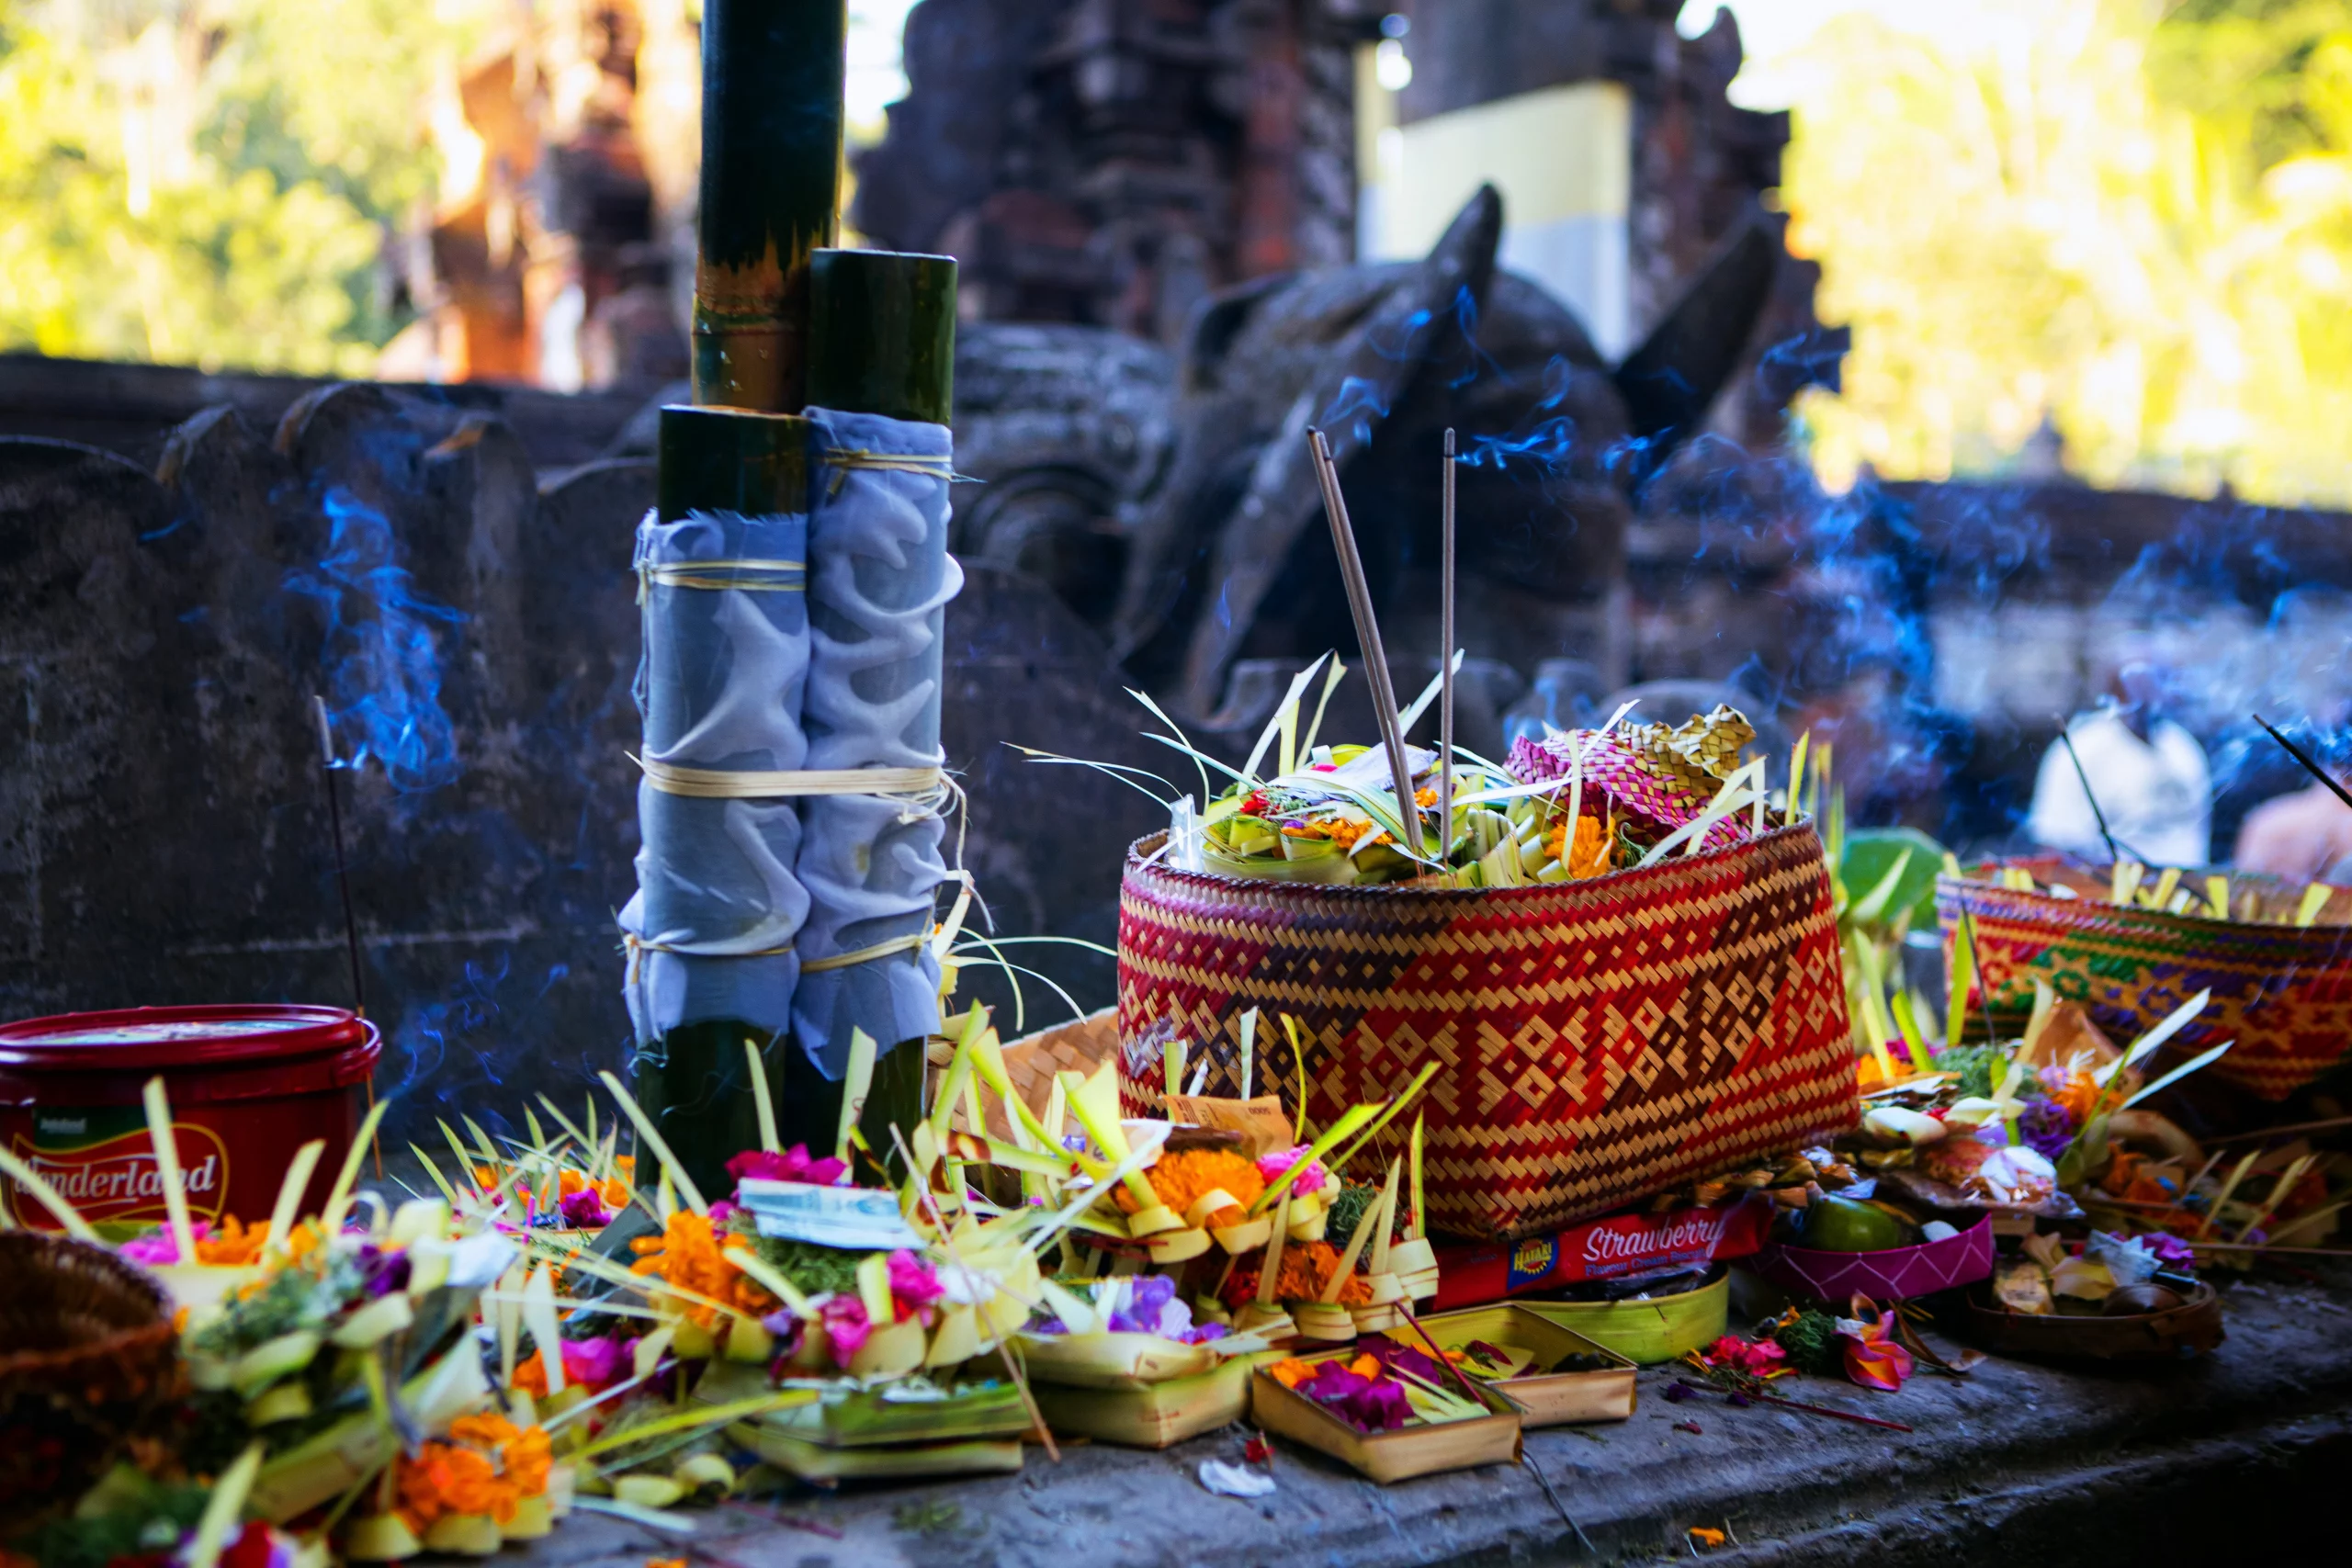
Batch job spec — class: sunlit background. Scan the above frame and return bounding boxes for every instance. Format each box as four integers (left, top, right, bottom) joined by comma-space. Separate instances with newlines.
4, 0, 2349, 506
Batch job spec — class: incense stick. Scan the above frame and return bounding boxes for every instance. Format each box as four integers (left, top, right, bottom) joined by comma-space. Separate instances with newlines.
1438, 429, 1457, 863
2052, 715, 2128, 865
311, 696, 367, 1019
2254, 713, 2352, 812
2207, 1111, 2352, 1144
1307, 427, 1424, 858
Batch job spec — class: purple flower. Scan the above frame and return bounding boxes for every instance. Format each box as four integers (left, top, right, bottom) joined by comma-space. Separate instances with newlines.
352, 1243, 410, 1298
1298, 1362, 1411, 1433
560, 1188, 612, 1229
2017, 1096, 2076, 1162
2143, 1232, 2197, 1267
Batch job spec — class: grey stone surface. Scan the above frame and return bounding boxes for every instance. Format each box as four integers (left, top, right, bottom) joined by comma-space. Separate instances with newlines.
504, 1269, 2349, 1566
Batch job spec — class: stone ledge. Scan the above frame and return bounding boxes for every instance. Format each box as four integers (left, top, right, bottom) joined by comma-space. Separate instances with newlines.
514, 1266, 2350, 1566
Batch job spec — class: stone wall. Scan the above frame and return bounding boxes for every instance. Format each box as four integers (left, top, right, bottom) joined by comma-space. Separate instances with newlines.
0, 384, 1165, 1143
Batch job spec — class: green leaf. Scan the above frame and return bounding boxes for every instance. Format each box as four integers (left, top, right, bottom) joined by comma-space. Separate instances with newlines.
1839, 828, 1947, 930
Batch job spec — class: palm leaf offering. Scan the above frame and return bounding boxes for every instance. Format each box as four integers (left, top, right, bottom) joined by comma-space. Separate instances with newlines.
1028, 660, 1776, 889
28, 988, 1469, 1565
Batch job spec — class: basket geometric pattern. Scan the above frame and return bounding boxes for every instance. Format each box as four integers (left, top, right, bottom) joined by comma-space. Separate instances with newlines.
1117, 822, 1859, 1242
1747, 1214, 1996, 1303
1938, 870, 2352, 1102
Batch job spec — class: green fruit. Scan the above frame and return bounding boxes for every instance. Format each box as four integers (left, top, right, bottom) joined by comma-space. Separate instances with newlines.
1799, 1195, 1917, 1253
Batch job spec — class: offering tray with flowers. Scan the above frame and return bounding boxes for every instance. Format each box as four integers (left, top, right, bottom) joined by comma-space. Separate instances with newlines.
1412, 1303, 1636, 1426
1251, 1338, 1523, 1484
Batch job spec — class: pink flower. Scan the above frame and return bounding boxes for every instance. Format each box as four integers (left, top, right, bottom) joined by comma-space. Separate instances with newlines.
1257, 1145, 1329, 1197
120, 1221, 218, 1265
1836, 1298, 1915, 1393
727, 1145, 849, 1190
560, 1336, 630, 1390
1704, 1335, 1787, 1376
818, 1293, 872, 1359
887, 1250, 944, 1317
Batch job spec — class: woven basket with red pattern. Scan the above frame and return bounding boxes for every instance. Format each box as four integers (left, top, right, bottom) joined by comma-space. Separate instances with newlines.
1115, 821, 1859, 1242
1939, 861, 2352, 1102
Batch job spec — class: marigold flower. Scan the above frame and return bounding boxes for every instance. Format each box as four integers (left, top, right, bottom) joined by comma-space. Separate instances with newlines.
395, 1412, 550, 1531
1218, 1241, 1371, 1307
628, 1210, 777, 1328
1114, 1148, 1266, 1217
1543, 813, 1611, 879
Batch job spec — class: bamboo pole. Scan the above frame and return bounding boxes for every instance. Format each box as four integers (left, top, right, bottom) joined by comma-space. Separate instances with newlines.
808, 250, 959, 423
639, 1, 846, 1201
692, 0, 848, 412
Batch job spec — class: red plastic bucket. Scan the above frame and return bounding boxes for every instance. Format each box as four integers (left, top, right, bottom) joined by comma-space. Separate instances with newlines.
0, 1004, 380, 1234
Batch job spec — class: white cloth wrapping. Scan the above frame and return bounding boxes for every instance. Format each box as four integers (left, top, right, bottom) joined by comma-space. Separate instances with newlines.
617, 508, 810, 1048
791, 409, 962, 1077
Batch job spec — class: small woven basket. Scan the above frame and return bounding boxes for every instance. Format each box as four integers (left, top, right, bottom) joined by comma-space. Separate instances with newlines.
1116, 821, 1859, 1242
0, 1234, 179, 1516
1939, 861, 2352, 1102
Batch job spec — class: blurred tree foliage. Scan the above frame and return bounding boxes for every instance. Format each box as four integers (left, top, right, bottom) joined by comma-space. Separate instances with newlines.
1784, 0, 2352, 508
0, 1, 489, 376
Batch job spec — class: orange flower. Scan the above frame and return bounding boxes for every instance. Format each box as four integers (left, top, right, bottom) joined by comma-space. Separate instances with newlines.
558, 1168, 587, 1198
2100, 1148, 2143, 1195
2051, 1069, 2102, 1125
628, 1210, 776, 1328
1282, 817, 1375, 850
1543, 813, 1611, 878
192, 1214, 267, 1267
1270, 1357, 1314, 1389
394, 1412, 549, 1531
1221, 1241, 1372, 1306
1114, 1148, 1267, 1218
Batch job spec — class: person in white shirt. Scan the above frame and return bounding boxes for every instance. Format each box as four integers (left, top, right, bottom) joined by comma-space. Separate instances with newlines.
2027, 662, 2211, 867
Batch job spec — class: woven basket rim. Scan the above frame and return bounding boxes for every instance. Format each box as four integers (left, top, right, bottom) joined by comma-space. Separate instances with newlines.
1937, 867, 2352, 942
1125, 817, 1822, 904
0, 1234, 175, 1381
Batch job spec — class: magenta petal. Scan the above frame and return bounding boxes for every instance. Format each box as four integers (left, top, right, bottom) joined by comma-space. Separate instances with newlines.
819, 1293, 872, 1359
887, 1249, 944, 1311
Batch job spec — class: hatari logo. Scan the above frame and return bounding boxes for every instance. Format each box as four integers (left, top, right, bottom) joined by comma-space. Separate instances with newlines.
6, 1124, 229, 1230
1508, 1235, 1558, 1288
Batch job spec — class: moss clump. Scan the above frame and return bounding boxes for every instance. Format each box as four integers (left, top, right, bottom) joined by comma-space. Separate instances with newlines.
1934, 1044, 2000, 1100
